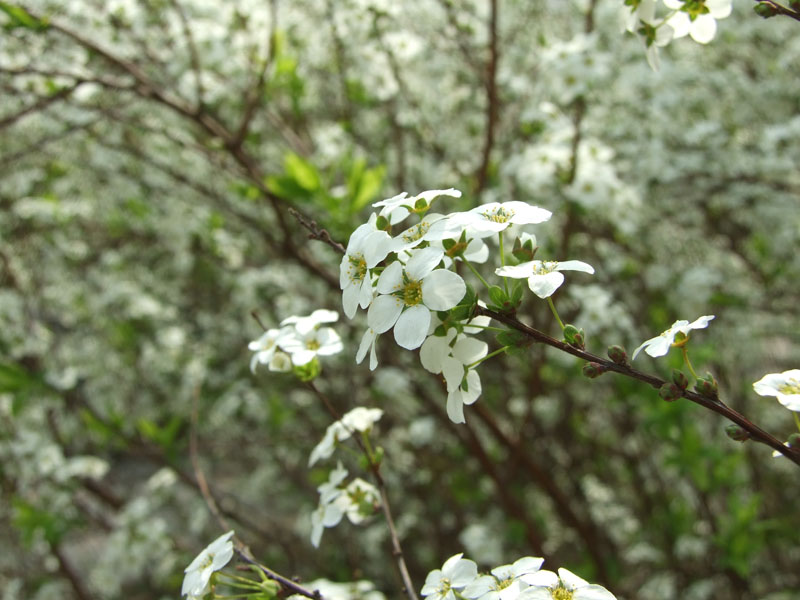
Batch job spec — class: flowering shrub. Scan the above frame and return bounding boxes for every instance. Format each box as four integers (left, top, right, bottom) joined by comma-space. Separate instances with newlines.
1, 1, 800, 600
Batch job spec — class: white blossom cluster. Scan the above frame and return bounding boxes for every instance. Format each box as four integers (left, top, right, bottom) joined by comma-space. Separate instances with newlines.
621, 0, 733, 69
341, 190, 594, 423
421, 554, 617, 600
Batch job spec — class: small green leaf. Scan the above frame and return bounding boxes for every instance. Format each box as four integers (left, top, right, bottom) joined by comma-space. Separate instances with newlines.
284, 153, 320, 192
488, 286, 507, 307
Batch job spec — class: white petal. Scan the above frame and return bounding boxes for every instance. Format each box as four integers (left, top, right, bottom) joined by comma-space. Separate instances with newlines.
363, 230, 392, 267
690, 14, 716, 44
421, 269, 467, 310
558, 568, 590, 591
708, 0, 732, 18
555, 260, 594, 274
521, 569, 559, 588
528, 272, 565, 298
420, 335, 449, 374
406, 247, 444, 280
377, 261, 403, 294
394, 304, 431, 350
574, 585, 619, 600
461, 370, 482, 405
342, 283, 360, 319
452, 337, 488, 364
446, 392, 465, 423
442, 356, 465, 393
666, 11, 690, 39
367, 295, 404, 333
505, 201, 552, 225
496, 261, 535, 279
358, 277, 375, 309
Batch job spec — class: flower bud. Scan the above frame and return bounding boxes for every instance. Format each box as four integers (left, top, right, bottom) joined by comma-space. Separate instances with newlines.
563, 324, 585, 350
375, 215, 390, 230
659, 382, 682, 402
607, 345, 628, 366
672, 369, 689, 390
694, 372, 719, 399
582, 362, 606, 379
788, 433, 800, 448
753, 2, 779, 17
725, 424, 750, 442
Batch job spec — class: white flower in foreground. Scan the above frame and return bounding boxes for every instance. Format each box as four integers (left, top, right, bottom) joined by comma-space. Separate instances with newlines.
248, 328, 289, 373
632, 315, 715, 360
181, 530, 235, 598
373, 188, 462, 225
280, 326, 343, 366
664, 0, 731, 44
496, 260, 594, 299
281, 309, 339, 335
753, 369, 800, 412
340, 218, 392, 318
308, 407, 384, 466
356, 327, 379, 370
391, 213, 447, 253
621, 0, 657, 33
421, 553, 479, 600
464, 556, 545, 600
368, 248, 466, 350
428, 201, 552, 240
420, 329, 488, 424
520, 567, 616, 600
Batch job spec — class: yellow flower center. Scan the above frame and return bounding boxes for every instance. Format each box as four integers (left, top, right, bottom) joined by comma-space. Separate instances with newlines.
778, 380, 800, 395
482, 207, 515, 223
552, 586, 573, 600
532, 261, 557, 275
348, 254, 367, 283
402, 279, 423, 307
306, 340, 321, 351
402, 221, 432, 243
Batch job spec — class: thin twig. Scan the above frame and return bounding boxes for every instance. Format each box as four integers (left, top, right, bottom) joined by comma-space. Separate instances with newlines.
475, 0, 499, 194
306, 382, 419, 600
288, 208, 346, 254
474, 305, 800, 467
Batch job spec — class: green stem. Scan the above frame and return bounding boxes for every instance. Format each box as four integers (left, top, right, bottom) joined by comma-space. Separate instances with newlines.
463, 257, 491, 290
681, 346, 699, 379
216, 572, 264, 590
361, 430, 376, 464
462, 324, 506, 333
794, 411, 800, 434
499, 232, 509, 296
547, 297, 565, 331
467, 346, 509, 369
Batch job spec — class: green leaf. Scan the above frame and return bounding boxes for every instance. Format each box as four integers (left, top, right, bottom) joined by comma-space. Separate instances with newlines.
284, 153, 320, 192
488, 285, 507, 307
350, 164, 385, 211
0, 2, 49, 31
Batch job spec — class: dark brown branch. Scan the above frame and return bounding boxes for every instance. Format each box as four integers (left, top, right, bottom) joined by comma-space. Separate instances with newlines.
0, 82, 80, 130
754, 1, 800, 22
53, 544, 95, 600
474, 306, 800, 468
475, 0, 499, 194
167, 0, 205, 104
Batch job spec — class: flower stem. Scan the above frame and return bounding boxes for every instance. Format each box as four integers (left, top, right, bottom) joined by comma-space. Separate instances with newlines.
794, 411, 800, 433
499, 232, 510, 296
682, 346, 699, 379
467, 346, 509, 368
547, 297, 565, 331
216, 572, 264, 590
463, 257, 491, 290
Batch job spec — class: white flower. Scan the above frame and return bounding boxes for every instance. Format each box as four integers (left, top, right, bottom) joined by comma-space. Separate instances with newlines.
632, 315, 715, 360
621, 0, 657, 33
390, 213, 447, 253
373, 188, 462, 225
181, 530, 235, 598
308, 407, 384, 466
464, 556, 545, 600
753, 369, 800, 412
520, 567, 616, 600
367, 248, 466, 350
310, 463, 349, 548
356, 327, 380, 371
280, 326, 343, 366
421, 553, 479, 600
340, 218, 392, 318
342, 477, 380, 524
664, 0, 732, 44
269, 351, 292, 372
420, 329, 488, 424
248, 328, 289, 373
495, 260, 594, 299
281, 309, 339, 335
428, 202, 552, 240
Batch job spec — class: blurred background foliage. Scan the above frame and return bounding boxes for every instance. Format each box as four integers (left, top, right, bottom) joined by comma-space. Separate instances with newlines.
1, 1, 799, 599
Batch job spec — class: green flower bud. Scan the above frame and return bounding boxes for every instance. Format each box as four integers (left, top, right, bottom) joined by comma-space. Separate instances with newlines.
582, 362, 606, 379
753, 2, 779, 17
293, 357, 321, 382
563, 324, 585, 349
659, 382, 682, 402
725, 424, 750, 442
694, 372, 719, 398
607, 345, 628, 366
672, 369, 689, 390
788, 433, 800, 448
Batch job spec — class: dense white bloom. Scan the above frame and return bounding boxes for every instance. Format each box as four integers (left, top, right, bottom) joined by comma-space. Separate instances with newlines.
632, 315, 715, 360
420, 329, 488, 424
428, 202, 552, 240
367, 248, 466, 350
664, 0, 732, 44
519, 567, 616, 600
340, 218, 392, 318
181, 530, 235, 598
464, 556, 545, 600
280, 326, 343, 366
753, 370, 800, 412
308, 407, 384, 466
496, 260, 594, 299
421, 553, 479, 600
